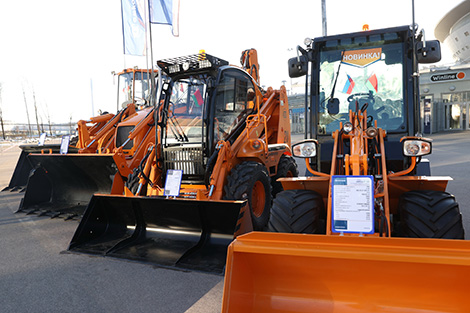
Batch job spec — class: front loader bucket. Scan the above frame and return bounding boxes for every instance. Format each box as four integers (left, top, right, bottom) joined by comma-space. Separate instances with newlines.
69, 194, 247, 273
17, 154, 116, 219
222, 232, 470, 313
3, 144, 78, 191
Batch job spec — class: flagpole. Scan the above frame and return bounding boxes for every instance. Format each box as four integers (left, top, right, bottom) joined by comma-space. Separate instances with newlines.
143, 0, 152, 103
148, 6, 162, 150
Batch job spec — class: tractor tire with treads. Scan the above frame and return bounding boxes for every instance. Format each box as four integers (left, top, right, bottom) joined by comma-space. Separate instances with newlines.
224, 161, 272, 231
398, 190, 465, 239
268, 189, 325, 234
271, 155, 299, 197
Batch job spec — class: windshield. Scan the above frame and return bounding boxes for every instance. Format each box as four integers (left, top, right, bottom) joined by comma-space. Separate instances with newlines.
118, 71, 153, 109
165, 77, 206, 144
318, 33, 405, 134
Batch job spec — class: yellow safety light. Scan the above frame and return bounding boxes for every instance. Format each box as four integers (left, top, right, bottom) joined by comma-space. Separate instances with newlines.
198, 49, 206, 60
362, 24, 369, 31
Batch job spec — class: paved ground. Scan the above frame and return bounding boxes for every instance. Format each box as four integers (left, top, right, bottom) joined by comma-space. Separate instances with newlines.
0, 131, 469, 312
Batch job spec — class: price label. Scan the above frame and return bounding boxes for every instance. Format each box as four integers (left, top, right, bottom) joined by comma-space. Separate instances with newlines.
60, 135, 70, 155
164, 169, 183, 197
332, 175, 374, 234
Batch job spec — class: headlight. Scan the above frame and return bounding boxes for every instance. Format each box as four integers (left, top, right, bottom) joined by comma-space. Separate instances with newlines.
343, 122, 353, 133
292, 140, 318, 158
304, 37, 313, 47
402, 139, 432, 157
365, 127, 378, 137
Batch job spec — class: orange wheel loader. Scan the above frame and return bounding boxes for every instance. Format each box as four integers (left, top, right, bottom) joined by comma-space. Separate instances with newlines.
15, 68, 159, 219
68, 49, 297, 273
222, 26, 470, 312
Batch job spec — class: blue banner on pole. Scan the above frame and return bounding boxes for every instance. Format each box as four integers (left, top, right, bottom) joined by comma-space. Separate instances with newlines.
121, 0, 147, 56
149, 0, 180, 36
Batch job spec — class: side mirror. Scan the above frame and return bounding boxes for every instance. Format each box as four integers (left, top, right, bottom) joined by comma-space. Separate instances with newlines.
327, 98, 340, 115
292, 140, 318, 158
402, 137, 432, 157
288, 55, 308, 78
416, 40, 441, 64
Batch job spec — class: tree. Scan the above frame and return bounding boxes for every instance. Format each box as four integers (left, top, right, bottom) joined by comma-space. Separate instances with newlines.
32, 89, 42, 136
22, 84, 32, 138
0, 83, 5, 140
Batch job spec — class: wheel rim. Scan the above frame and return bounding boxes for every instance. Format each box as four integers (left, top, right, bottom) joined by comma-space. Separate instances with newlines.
251, 180, 266, 217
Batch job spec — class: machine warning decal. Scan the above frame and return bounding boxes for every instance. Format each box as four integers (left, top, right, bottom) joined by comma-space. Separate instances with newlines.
332, 175, 374, 234
342, 48, 382, 68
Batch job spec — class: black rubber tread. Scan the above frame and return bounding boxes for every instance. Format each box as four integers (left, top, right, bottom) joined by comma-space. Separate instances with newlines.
398, 190, 465, 239
224, 161, 272, 231
268, 189, 325, 234
271, 155, 299, 197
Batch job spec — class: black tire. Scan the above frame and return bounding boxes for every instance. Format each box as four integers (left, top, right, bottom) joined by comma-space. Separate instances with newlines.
268, 189, 325, 233
398, 190, 465, 239
271, 155, 299, 197
224, 161, 272, 231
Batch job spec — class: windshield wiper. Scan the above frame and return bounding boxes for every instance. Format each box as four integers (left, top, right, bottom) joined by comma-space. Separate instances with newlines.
325, 51, 345, 115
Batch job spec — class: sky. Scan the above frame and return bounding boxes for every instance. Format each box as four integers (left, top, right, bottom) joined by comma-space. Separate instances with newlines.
0, 0, 465, 125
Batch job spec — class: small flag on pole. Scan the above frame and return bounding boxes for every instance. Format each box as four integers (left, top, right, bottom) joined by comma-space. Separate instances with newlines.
342, 74, 355, 94
191, 89, 203, 106
367, 73, 378, 93
121, 0, 147, 55
149, 0, 180, 37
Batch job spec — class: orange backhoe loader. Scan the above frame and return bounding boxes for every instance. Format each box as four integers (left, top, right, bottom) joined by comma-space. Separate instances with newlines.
16, 68, 158, 219
222, 26, 470, 312
68, 49, 297, 273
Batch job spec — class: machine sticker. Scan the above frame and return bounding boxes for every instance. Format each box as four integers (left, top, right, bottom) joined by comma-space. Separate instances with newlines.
332, 175, 374, 234
164, 169, 183, 197
342, 48, 382, 68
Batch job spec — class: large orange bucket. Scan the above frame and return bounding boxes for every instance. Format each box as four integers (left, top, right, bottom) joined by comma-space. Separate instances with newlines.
222, 232, 470, 312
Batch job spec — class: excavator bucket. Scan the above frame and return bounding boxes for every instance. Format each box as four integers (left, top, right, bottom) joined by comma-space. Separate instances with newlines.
69, 194, 247, 273
17, 154, 116, 219
222, 232, 470, 313
3, 144, 78, 191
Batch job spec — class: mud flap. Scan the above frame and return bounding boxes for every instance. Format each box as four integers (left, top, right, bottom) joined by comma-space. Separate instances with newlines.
17, 154, 116, 218
69, 195, 247, 273
222, 232, 470, 313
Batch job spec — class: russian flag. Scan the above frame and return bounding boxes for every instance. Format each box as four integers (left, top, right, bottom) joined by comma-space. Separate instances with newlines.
342, 74, 355, 94
149, 0, 180, 37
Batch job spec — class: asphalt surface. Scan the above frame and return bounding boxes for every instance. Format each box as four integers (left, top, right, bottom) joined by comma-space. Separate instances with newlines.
0, 131, 469, 312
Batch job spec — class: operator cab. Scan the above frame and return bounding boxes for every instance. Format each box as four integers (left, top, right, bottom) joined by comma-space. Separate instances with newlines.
289, 25, 441, 173
157, 53, 259, 184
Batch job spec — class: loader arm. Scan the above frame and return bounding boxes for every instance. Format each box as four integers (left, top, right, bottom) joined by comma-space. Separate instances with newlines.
79, 103, 136, 153
76, 113, 115, 149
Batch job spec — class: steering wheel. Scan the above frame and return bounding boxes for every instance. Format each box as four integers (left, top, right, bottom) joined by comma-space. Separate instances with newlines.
347, 92, 380, 113
134, 97, 148, 107
347, 92, 375, 105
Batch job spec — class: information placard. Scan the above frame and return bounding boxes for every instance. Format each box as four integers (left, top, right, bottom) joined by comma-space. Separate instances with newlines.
164, 169, 183, 197
38, 133, 46, 146
60, 135, 70, 155
332, 175, 374, 234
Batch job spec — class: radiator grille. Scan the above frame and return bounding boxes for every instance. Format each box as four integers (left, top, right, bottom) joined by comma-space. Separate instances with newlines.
163, 145, 204, 177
